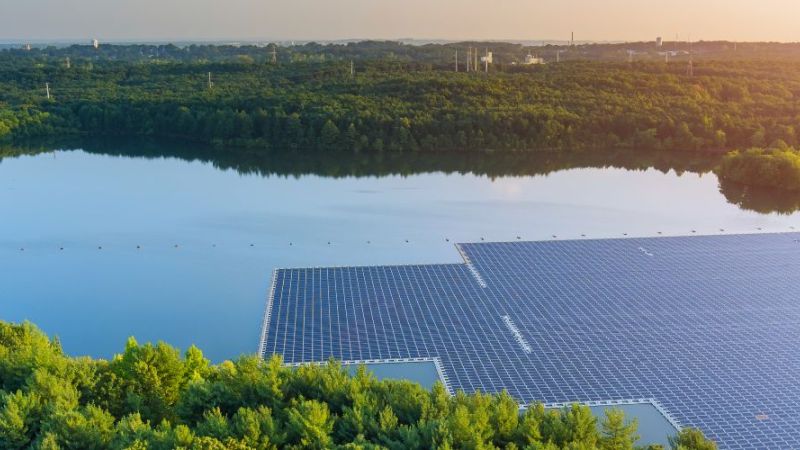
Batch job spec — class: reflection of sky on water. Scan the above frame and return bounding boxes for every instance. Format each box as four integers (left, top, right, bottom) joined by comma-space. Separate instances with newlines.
1, 150, 798, 360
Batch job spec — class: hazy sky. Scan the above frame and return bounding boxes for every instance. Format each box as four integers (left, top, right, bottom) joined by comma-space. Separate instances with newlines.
2, 0, 798, 42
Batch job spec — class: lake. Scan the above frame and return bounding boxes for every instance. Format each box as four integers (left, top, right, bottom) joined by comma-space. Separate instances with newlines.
2, 141, 799, 360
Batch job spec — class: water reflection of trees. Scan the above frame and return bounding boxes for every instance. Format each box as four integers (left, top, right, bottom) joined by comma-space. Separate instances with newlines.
718, 179, 800, 215
11, 137, 720, 176
6, 137, 799, 214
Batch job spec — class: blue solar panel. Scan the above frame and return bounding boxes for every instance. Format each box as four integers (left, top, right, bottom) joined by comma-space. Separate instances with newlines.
259, 233, 800, 449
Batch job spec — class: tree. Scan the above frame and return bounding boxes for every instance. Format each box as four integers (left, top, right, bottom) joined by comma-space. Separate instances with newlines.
0, 321, 718, 450
231, 406, 281, 449
110, 338, 186, 423
43, 405, 115, 450
564, 404, 599, 448
490, 390, 519, 447
286, 399, 334, 449
669, 429, 717, 450
320, 120, 341, 149
0, 391, 41, 449
196, 407, 231, 442
516, 404, 544, 446
600, 408, 638, 450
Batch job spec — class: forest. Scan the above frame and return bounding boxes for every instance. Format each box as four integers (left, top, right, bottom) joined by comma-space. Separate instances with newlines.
0, 321, 716, 450
2, 44, 800, 156
717, 145, 800, 191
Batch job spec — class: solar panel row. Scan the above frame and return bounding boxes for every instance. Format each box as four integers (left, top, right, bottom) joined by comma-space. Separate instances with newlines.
260, 233, 800, 449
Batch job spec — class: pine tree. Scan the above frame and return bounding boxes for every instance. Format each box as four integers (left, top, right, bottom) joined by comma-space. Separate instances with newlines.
600, 408, 638, 450
564, 404, 599, 448
286, 399, 334, 449
669, 428, 717, 450
490, 390, 519, 446
320, 120, 341, 149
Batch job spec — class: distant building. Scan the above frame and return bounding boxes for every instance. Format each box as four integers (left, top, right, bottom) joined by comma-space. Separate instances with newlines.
480, 51, 493, 64
656, 37, 663, 47
92, 39, 99, 49
523, 53, 545, 65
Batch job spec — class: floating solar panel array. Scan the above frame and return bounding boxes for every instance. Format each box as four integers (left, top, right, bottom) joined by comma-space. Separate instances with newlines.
259, 233, 800, 449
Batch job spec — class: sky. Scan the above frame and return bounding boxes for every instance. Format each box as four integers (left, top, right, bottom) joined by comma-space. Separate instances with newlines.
1, 0, 798, 43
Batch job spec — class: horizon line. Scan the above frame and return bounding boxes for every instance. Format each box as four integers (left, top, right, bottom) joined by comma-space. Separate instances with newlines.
3, 37, 799, 45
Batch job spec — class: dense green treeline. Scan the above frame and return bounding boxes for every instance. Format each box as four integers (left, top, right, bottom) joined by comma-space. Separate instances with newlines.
0, 321, 715, 449
718, 146, 800, 191
2, 55, 800, 153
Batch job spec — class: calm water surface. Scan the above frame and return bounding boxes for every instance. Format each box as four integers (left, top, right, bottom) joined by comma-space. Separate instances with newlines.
2, 145, 798, 360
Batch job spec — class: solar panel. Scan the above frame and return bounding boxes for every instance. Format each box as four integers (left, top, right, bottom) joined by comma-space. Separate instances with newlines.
259, 232, 800, 449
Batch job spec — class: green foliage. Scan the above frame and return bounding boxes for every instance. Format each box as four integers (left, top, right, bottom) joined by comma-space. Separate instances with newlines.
3, 48, 800, 154
669, 428, 718, 450
0, 321, 717, 449
286, 399, 334, 449
599, 409, 638, 450
718, 146, 800, 191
